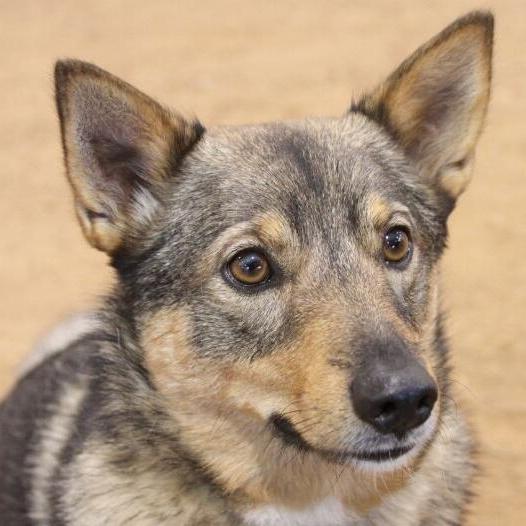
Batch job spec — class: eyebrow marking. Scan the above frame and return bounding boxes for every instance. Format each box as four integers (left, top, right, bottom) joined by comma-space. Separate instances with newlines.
368, 194, 411, 228
368, 194, 392, 226
254, 212, 294, 250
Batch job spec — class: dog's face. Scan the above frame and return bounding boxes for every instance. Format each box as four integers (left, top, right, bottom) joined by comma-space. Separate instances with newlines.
55, 12, 492, 482
132, 118, 446, 466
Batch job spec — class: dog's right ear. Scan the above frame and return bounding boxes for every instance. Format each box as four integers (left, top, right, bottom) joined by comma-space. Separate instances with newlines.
55, 60, 203, 254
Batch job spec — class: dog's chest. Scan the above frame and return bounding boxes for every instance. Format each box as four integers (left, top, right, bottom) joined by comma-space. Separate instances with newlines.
243, 497, 359, 526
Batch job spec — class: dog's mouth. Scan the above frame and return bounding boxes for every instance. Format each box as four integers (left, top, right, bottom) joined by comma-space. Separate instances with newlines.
350, 446, 413, 462
270, 414, 414, 464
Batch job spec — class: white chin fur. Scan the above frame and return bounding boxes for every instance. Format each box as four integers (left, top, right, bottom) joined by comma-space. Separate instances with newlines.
352, 410, 439, 474
244, 497, 358, 526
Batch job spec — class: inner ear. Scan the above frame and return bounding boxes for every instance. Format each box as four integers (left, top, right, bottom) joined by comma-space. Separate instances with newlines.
55, 60, 204, 253
351, 11, 493, 203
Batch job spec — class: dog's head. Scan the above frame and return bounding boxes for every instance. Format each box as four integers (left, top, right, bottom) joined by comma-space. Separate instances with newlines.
55, 12, 492, 491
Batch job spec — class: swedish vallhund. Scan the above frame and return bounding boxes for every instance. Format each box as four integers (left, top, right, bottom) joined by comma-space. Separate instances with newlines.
0, 11, 493, 526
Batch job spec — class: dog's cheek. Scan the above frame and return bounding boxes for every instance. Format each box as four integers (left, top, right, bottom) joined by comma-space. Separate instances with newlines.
140, 307, 221, 402
141, 307, 191, 393
417, 271, 444, 392
205, 309, 352, 438
290, 317, 356, 448
220, 361, 293, 422
240, 309, 355, 449
140, 307, 287, 419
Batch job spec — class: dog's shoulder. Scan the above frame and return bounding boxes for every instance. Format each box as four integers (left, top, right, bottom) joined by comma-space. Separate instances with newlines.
15, 312, 101, 379
0, 313, 121, 524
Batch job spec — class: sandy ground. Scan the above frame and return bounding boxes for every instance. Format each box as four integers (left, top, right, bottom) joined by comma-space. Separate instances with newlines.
0, 0, 525, 523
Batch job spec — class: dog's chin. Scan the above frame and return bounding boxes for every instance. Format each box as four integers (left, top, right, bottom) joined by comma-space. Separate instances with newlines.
270, 411, 438, 473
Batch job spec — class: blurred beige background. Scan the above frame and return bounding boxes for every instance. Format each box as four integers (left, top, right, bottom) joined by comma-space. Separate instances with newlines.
1, 1, 525, 523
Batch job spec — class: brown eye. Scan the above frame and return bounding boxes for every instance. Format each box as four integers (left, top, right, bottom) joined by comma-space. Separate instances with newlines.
383, 228, 411, 263
228, 250, 271, 285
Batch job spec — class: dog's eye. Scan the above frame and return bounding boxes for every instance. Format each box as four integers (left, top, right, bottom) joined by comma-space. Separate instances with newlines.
228, 250, 271, 286
383, 227, 411, 263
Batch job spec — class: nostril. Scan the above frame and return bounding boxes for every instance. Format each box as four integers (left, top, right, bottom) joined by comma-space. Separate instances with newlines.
416, 398, 432, 421
379, 400, 397, 418
414, 388, 438, 422
418, 394, 432, 410
419, 386, 438, 410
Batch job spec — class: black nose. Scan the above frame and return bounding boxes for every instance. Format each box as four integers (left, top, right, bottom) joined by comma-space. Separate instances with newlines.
351, 362, 438, 435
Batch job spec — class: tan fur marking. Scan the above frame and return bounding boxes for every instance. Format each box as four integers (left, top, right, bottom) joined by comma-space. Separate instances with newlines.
141, 307, 196, 393
368, 194, 392, 227
254, 212, 295, 251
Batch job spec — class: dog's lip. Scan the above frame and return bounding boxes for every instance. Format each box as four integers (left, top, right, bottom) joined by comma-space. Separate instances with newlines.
270, 414, 414, 463
350, 445, 414, 462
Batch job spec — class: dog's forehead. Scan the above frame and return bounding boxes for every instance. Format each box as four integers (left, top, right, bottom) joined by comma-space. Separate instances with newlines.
182, 114, 417, 236
203, 116, 408, 196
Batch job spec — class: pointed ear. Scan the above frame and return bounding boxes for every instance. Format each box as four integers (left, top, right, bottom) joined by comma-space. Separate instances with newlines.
55, 60, 204, 254
352, 11, 493, 204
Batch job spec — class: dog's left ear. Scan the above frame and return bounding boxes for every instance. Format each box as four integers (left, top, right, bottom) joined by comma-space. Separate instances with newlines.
352, 11, 493, 205
55, 60, 203, 254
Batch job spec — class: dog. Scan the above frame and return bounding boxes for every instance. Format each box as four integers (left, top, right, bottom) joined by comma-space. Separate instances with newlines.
0, 11, 493, 525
